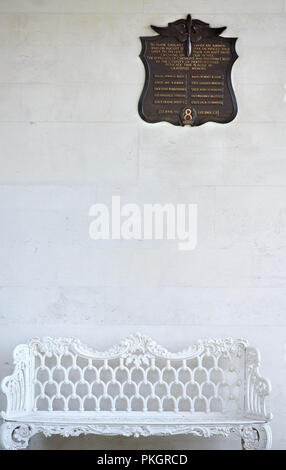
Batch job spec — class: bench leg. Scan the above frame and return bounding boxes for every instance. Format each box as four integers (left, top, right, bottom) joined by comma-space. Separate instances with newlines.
240, 424, 272, 450
0, 422, 34, 450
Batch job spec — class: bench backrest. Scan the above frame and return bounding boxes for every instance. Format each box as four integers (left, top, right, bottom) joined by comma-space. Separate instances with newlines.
30, 335, 247, 415
2, 334, 271, 420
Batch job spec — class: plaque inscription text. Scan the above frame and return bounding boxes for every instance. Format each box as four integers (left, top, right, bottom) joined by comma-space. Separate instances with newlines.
138, 15, 238, 126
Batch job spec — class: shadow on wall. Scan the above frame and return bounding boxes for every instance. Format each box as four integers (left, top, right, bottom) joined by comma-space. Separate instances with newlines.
30, 434, 241, 450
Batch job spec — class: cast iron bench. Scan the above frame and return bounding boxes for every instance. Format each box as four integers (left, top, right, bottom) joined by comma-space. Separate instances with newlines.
0, 334, 272, 450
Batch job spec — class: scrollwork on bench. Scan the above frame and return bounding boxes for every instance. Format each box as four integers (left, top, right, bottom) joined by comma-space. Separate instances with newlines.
0, 334, 272, 450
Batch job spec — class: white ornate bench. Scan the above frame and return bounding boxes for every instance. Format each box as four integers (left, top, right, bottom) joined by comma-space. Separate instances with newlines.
1, 334, 272, 450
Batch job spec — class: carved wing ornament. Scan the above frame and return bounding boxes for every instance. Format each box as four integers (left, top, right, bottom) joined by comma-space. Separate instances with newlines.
151, 14, 227, 57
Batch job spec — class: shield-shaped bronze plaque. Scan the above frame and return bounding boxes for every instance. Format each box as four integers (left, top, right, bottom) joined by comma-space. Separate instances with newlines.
138, 14, 238, 127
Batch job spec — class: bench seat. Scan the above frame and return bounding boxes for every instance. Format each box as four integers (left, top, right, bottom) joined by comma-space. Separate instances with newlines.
3, 411, 267, 425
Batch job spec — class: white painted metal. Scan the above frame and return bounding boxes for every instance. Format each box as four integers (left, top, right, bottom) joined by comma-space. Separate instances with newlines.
0, 334, 272, 450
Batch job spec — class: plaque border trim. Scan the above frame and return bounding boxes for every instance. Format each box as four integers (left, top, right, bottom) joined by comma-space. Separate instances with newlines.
138, 35, 239, 127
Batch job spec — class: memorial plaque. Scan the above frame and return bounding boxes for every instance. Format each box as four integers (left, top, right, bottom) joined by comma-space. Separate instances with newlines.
138, 14, 238, 127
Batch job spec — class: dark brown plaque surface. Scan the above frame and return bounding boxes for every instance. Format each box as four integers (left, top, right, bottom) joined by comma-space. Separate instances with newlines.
138, 14, 238, 127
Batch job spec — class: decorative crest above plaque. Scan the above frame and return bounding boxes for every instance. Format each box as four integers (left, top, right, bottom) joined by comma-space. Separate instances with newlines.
138, 14, 238, 127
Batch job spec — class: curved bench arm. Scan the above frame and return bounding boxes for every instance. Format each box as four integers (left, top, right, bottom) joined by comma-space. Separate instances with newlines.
245, 347, 272, 421
1, 344, 32, 419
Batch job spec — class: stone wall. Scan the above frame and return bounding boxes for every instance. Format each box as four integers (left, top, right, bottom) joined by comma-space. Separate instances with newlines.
0, 0, 285, 449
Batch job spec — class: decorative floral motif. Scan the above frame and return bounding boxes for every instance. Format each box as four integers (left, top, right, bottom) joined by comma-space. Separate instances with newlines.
29, 337, 83, 356
27, 334, 250, 363
0, 423, 35, 450
240, 426, 259, 450
238, 425, 272, 450
0, 423, 272, 449
28, 333, 206, 366
199, 338, 248, 358
255, 378, 270, 396
245, 347, 272, 420
0, 335, 272, 450
13, 424, 31, 440
246, 348, 259, 367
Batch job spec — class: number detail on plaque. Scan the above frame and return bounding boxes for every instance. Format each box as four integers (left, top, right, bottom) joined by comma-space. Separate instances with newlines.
138, 14, 238, 127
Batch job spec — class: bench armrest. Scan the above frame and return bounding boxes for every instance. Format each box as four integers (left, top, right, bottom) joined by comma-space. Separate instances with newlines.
1, 344, 31, 419
245, 347, 272, 421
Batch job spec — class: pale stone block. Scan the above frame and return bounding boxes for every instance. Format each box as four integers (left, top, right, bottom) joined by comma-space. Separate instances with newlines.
67, 83, 140, 122
0, 123, 138, 183
0, 44, 58, 83
252, 252, 286, 287
0, 199, 91, 254
0, 185, 98, 212
14, 12, 60, 46
0, 0, 144, 13
1, 286, 286, 326
215, 187, 286, 253
0, 287, 105, 324
222, 122, 286, 148
56, 44, 142, 84
57, 14, 143, 48
139, 145, 224, 187
0, 42, 142, 84
215, 148, 286, 187
235, 45, 286, 84
235, 13, 286, 47
0, 13, 144, 49
0, 85, 60, 122
159, 248, 254, 288
236, 84, 286, 123
0, 14, 32, 47
139, 122, 286, 166
139, 144, 286, 187
139, 117, 286, 186
0, 242, 164, 287
143, 0, 284, 14
0, 83, 139, 122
